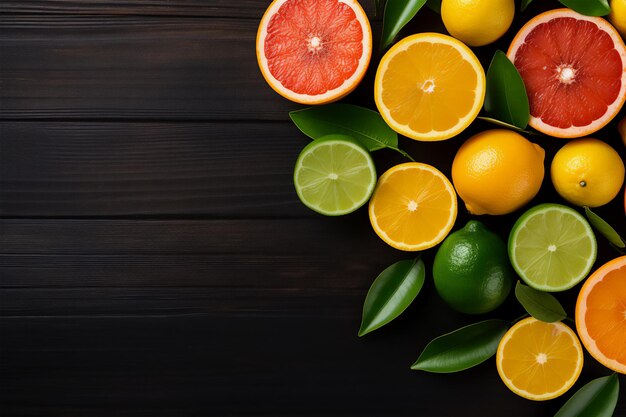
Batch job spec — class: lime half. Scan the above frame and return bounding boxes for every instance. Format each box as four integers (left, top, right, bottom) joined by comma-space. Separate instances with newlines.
508, 204, 597, 292
294, 135, 377, 216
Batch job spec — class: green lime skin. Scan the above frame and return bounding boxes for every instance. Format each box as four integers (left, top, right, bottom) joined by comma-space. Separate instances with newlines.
433, 220, 514, 315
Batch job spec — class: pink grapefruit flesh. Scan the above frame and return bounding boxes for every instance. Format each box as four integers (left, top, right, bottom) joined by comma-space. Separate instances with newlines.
256, 0, 372, 104
508, 9, 626, 138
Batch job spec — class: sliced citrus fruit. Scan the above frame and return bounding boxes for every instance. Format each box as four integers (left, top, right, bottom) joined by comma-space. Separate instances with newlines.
293, 135, 376, 216
369, 162, 457, 251
496, 317, 584, 401
374, 33, 485, 141
508, 204, 597, 292
576, 256, 626, 374
507, 8, 626, 138
256, 0, 372, 105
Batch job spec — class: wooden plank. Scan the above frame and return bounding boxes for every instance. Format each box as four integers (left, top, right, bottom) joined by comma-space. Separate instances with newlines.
0, 315, 576, 417
0, 217, 404, 289
0, 121, 309, 217
0, 0, 377, 19
0, 16, 383, 121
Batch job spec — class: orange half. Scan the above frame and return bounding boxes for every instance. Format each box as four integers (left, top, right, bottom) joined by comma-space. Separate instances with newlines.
496, 317, 583, 401
374, 33, 485, 141
368, 162, 457, 251
576, 256, 626, 374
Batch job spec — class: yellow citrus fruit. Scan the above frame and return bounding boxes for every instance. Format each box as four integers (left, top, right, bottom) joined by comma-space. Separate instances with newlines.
551, 138, 625, 208
610, 0, 626, 37
576, 256, 626, 374
452, 129, 545, 215
496, 317, 584, 401
374, 33, 485, 141
369, 163, 457, 251
442, 0, 515, 47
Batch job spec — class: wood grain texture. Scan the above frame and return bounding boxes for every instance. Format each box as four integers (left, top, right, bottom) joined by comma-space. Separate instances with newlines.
0, 0, 377, 19
0, 121, 307, 217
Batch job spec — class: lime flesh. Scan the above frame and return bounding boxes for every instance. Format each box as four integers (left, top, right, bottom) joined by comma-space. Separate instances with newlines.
508, 204, 597, 292
294, 135, 377, 216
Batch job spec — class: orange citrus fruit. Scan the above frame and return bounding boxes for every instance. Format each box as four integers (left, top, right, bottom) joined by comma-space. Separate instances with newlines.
451, 129, 545, 215
496, 317, 584, 401
256, 0, 372, 104
576, 256, 626, 374
374, 33, 485, 141
369, 162, 457, 251
507, 9, 626, 138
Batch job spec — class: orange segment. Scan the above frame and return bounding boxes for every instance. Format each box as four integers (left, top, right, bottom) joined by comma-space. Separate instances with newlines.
368, 162, 457, 251
256, 0, 372, 104
496, 317, 583, 401
576, 256, 626, 374
374, 33, 485, 141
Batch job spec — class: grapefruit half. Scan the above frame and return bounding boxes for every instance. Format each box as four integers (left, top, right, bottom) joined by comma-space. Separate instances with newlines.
508, 9, 626, 138
256, 0, 372, 105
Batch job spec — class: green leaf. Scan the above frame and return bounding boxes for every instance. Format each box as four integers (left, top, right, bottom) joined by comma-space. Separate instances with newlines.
381, 0, 428, 49
558, 0, 611, 16
585, 207, 626, 248
515, 281, 567, 323
425, 0, 441, 14
358, 258, 425, 337
554, 374, 619, 417
411, 320, 509, 373
290, 104, 398, 152
484, 50, 530, 129
521, 0, 534, 11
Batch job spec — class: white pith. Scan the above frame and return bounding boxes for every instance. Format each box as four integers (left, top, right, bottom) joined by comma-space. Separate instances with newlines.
256, 0, 372, 104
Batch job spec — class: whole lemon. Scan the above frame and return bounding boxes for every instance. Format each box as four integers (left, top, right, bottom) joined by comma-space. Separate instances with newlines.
442, 0, 515, 47
452, 129, 545, 215
609, 0, 626, 38
551, 138, 625, 208
433, 220, 514, 315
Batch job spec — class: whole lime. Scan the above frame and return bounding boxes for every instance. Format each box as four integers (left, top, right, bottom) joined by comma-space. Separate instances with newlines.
433, 220, 514, 314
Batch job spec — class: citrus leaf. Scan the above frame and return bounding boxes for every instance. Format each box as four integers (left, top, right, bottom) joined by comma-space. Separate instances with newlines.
411, 320, 509, 373
484, 50, 530, 129
558, 0, 611, 16
554, 374, 619, 417
521, 0, 534, 11
585, 207, 626, 248
426, 0, 441, 14
381, 0, 428, 49
358, 258, 425, 337
289, 104, 398, 152
515, 281, 567, 323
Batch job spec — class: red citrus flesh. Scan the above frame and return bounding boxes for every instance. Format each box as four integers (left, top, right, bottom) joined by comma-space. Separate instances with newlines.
256, 0, 372, 104
508, 9, 626, 138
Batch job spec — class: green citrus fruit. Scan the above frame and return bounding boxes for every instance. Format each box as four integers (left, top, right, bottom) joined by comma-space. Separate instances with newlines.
293, 134, 377, 216
433, 220, 514, 314
508, 203, 597, 292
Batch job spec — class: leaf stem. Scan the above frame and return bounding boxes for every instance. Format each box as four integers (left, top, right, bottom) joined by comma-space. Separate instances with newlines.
389, 146, 416, 162
564, 316, 575, 325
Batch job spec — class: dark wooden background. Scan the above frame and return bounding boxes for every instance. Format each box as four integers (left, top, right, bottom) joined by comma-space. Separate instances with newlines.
1, 1, 625, 416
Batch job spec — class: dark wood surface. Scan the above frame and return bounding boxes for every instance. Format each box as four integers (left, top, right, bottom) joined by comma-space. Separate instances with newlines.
1, 1, 625, 416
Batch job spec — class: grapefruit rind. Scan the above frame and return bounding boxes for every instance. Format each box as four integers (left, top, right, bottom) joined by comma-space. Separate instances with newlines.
496, 318, 584, 401
368, 162, 458, 251
374, 33, 486, 141
256, 0, 372, 105
507, 9, 626, 138
575, 256, 626, 374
